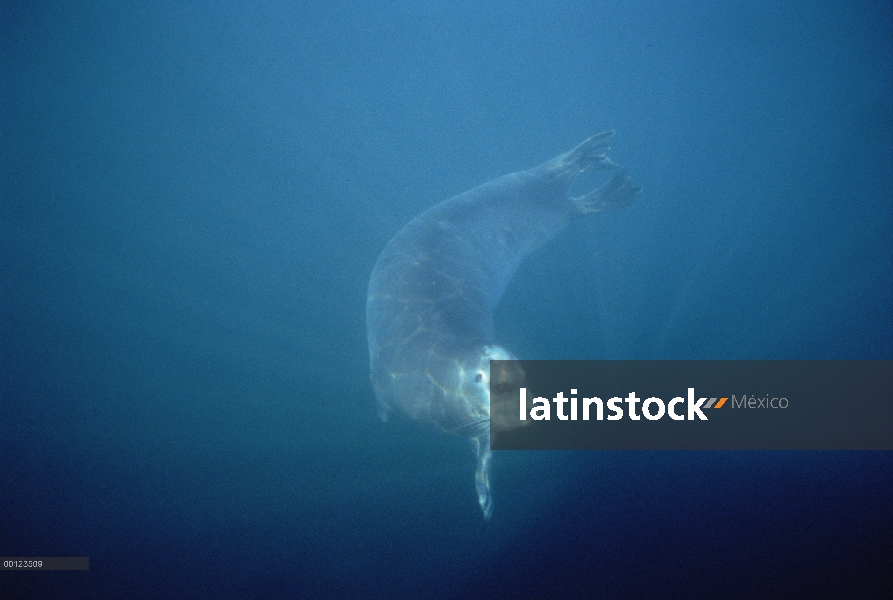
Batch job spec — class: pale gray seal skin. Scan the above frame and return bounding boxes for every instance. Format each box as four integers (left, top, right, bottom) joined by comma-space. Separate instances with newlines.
366, 131, 640, 518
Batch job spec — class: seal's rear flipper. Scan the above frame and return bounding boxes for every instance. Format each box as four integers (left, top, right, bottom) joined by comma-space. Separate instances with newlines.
573, 170, 642, 214
545, 131, 619, 179
471, 434, 493, 520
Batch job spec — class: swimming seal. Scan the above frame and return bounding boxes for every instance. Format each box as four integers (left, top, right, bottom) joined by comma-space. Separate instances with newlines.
366, 132, 640, 518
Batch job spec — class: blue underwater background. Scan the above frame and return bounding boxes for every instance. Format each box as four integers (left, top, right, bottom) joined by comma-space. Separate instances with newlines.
2, 1, 892, 598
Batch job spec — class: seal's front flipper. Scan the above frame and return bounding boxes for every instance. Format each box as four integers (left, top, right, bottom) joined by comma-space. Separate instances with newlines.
471, 434, 493, 520
573, 169, 642, 214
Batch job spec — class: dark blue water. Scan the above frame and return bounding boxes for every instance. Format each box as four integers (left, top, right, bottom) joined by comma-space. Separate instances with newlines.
2, 1, 891, 597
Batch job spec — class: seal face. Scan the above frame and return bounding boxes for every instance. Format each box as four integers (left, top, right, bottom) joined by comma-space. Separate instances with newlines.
366, 131, 640, 518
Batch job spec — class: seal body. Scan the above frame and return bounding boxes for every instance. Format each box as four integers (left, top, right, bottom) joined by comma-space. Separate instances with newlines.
366, 132, 639, 518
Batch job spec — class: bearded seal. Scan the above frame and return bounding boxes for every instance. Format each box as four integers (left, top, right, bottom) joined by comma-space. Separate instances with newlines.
366, 132, 639, 518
